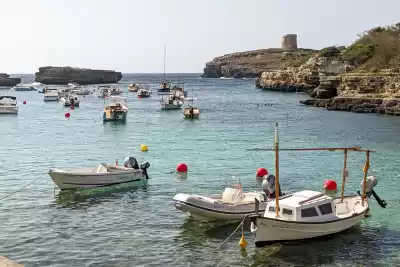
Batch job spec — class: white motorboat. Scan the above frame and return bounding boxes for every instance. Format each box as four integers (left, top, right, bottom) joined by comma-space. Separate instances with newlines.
0, 95, 18, 114
97, 85, 111, 98
137, 87, 152, 98
60, 94, 80, 107
43, 87, 60, 101
183, 90, 200, 118
110, 85, 122, 95
173, 187, 270, 221
48, 157, 150, 190
160, 91, 184, 110
248, 123, 387, 247
12, 84, 36, 91
103, 96, 128, 122
71, 88, 91, 95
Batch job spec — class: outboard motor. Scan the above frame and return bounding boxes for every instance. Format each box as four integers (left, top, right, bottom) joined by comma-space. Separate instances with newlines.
140, 161, 150, 179
262, 174, 283, 199
357, 176, 387, 208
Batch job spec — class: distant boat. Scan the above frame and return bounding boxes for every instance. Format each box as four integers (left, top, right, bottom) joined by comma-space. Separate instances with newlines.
128, 83, 140, 92
103, 96, 128, 122
157, 44, 172, 93
183, 90, 200, 119
60, 94, 80, 107
110, 85, 123, 95
0, 95, 18, 114
97, 85, 111, 98
137, 86, 152, 98
12, 84, 36, 91
160, 91, 183, 110
43, 87, 60, 101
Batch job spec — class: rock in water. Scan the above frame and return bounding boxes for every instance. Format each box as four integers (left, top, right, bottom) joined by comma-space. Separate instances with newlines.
0, 73, 21, 87
34, 66, 123, 85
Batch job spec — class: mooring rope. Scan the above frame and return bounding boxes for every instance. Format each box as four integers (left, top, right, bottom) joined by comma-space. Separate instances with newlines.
211, 216, 247, 253
0, 175, 44, 201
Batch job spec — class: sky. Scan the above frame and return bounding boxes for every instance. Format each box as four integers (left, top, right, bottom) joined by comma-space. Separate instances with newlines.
1, 0, 400, 74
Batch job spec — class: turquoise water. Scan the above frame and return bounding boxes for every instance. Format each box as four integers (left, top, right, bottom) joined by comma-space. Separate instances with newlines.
1, 74, 400, 266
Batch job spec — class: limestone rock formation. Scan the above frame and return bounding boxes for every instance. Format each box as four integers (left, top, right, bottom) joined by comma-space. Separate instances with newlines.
202, 48, 316, 79
35, 66, 123, 85
300, 70, 400, 115
0, 73, 21, 87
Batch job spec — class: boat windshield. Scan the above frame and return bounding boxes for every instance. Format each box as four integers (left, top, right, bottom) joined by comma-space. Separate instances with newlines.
0, 96, 17, 105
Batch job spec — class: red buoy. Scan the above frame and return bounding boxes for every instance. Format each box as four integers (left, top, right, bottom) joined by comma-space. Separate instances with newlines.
256, 168, 268, 178
70, 105, 74, 110
176, 163, 188, 173
23, 100, 26, 105
324, 179, 337, 191
65, 112, 70, 118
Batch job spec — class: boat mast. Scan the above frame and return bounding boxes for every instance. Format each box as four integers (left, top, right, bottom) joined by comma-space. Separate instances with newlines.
340, 149, 348, 202
163, 43, 166, 79
361, 150, 370, 206
274, 122, 280, 217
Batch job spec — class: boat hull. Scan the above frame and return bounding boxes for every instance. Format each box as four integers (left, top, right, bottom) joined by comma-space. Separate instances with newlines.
0, 107, 18, 114
49, 169, 146, 190
173, 193, 268, 221
103, 111, 127, 122
250, 196, 369, 246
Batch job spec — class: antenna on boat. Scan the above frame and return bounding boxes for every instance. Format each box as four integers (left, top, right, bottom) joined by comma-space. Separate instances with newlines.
274, 122, 280, 218
163, 43, 166, 79
361, 150, 370, 206
340, 149, 348, 202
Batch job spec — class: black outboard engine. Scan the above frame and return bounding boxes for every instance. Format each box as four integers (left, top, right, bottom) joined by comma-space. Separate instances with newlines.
261, 174, 283, 199
357, 176, 387, 208
140, 161, 150, 179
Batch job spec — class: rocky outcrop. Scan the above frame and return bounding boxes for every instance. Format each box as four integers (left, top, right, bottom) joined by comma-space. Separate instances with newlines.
300, 70, 400, 115
35, 66, 123, 85
202, 48, 317, 79
256, 55, 350, 94
0, 73, 21, 87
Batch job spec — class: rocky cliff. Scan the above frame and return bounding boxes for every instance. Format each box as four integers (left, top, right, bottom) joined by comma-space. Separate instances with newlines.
202, 48, 317, 78
0, 73, 21, 87
257, 23, 400, 116
35, 66, 123, 85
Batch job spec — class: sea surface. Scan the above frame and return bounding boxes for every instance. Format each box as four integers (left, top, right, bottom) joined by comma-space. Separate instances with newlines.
0, 74, 399, 267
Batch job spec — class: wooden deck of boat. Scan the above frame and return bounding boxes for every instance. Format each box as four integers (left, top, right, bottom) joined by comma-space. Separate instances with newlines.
0, 257, 23, 267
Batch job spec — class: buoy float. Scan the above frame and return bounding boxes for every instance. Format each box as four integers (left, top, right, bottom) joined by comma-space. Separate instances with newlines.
65, 112, 70, 118
176, 163, 188, 173
23, 100, 26, 105
324, 179, 337, 191
239, 232, 248, 249
256, 168, 268, 179
70, 105, 75, 110
140, 144, 148, 152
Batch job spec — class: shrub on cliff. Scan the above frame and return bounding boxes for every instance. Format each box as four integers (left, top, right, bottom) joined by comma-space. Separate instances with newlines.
318, 46, 341, 58
341, 23, 400, 70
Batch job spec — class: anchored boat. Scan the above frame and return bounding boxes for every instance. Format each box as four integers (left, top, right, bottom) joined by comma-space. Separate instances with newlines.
248, 123, 387, 247
0, 95, 18, 114
98, 85, 111, 98
128, 83, 140, 92
183, 90, 199, 118
173, 178, 283, 221
60, 93, 80, 107
48, 156, 150, 190
137, 86, 152, 98
43, 87, 60, 101
103, 96, 128, 122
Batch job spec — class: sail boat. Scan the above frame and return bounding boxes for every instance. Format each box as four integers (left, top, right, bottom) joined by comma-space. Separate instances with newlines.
183, 90, 200, 118
158, 44, 171, 93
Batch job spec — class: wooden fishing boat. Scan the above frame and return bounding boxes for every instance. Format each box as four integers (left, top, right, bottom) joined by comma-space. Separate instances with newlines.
247, 123, 387, 247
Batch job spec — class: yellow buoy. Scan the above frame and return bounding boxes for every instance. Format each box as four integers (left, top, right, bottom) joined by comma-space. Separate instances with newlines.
140, 144, 148, 152
239, 232, 248, 249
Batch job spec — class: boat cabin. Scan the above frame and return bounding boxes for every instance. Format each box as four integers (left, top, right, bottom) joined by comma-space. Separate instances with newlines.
0, 96, 17, 106
264, 190, 336, 222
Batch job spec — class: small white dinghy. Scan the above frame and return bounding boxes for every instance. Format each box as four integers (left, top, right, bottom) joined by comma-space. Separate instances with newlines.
48, 157, 150, 190
173, 179, 282, 222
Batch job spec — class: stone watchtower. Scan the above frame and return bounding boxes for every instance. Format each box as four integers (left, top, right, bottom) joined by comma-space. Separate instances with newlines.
281, 34, 298, 50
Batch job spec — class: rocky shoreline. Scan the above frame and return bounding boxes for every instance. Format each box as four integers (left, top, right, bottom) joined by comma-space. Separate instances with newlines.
0, 73, 21, 87
35, 66, 123, 85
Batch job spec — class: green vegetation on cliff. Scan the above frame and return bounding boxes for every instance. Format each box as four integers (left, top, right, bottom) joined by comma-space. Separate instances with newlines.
319, 22, 400, 71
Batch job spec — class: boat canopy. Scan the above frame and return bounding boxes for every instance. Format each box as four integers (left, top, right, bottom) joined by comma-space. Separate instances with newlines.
0, 96, 16, 100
